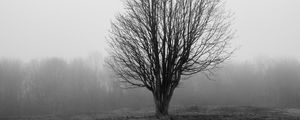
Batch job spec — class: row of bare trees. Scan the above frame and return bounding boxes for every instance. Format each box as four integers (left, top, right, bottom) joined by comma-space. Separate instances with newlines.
1, 57, 300, 116
0, 57, 137, 116
173, 58, 300, 107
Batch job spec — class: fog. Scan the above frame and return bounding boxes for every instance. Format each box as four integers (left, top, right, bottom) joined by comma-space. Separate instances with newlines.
1, 0, 300, 117
1, 0, 300, 61
0, 56, 300, 116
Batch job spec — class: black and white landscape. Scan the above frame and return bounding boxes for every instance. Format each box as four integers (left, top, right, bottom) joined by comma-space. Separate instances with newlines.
0, 0, 300, 119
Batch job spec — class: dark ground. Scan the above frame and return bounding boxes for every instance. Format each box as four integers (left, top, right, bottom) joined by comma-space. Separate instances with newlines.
1, 106, 300, 120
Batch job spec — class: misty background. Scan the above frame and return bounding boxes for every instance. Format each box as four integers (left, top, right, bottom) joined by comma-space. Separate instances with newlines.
1, 0, 300, 116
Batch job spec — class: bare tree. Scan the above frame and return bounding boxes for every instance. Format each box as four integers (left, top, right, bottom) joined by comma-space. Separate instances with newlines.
108, 0, 234, 117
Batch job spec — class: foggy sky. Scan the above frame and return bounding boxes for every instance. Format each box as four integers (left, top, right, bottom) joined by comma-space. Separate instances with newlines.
0, 0, 300, 62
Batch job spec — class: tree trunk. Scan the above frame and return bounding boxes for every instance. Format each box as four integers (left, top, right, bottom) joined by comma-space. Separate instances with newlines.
153, 93, 172, 118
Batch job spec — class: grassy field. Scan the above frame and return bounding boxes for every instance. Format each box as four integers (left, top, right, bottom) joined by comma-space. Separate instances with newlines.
1, 106, 300, 120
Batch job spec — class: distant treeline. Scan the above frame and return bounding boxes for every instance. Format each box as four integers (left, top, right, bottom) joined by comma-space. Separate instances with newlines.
0, 56, 152, 116
0, 56, 300, 116
173, 58, 300, 108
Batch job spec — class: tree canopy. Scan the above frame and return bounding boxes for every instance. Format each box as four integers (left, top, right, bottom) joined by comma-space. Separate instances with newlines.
108, 0, 234, 116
